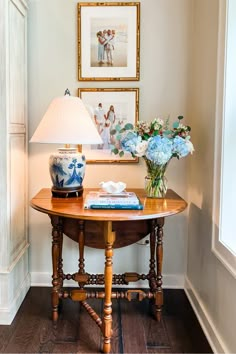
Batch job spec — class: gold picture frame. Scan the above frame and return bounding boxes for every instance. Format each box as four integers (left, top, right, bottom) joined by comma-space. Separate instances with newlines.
78, 2, 140, 81
78, 88, 139, 163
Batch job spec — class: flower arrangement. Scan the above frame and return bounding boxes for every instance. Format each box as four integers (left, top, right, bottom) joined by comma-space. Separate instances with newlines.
111, 116, 194, 197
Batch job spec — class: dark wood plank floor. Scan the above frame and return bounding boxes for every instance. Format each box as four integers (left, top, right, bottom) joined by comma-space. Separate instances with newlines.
0, 287, 212, 353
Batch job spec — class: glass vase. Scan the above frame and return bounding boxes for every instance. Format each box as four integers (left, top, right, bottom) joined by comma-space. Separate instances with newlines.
144, 159, 168, 198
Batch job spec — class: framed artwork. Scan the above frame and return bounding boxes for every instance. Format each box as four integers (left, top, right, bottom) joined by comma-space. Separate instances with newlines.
77, 2, 140, 81
78, 88, 139, 163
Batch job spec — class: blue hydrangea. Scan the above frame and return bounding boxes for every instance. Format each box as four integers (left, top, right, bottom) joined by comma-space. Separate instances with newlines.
172, 136, 191, 157
121, 132, 141, 154
146, 136, 172, 164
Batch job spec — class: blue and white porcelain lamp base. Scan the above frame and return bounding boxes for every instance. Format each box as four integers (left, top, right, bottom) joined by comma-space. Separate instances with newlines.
49, 147, 86, 197
29, 91, 103, 197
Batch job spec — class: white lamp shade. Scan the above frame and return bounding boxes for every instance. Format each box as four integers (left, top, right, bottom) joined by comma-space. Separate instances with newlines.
30, 95, 103, 145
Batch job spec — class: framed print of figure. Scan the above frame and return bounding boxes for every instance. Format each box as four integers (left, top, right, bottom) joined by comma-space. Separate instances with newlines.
78, 2, 140, 81
78, 88, 139, 163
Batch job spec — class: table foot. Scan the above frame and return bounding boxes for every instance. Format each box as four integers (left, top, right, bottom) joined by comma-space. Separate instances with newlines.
103, 341, 111, 354
156, 309, 162, 322
52, 288, 60, 322
52, 309, 59, 322
155, 289, 163, 322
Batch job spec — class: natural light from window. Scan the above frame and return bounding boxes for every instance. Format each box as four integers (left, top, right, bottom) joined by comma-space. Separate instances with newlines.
213, 0, 236, 277
220, 0, 236, 255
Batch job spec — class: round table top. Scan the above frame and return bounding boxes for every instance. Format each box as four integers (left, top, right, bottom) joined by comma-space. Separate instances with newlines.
30, 188, 187, 221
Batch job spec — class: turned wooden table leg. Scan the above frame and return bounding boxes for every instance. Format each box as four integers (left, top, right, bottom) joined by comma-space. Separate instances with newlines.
149, 219, 157, 290
78, 219, 85, 289
58, 223, 64, 289
50, 215, 63, 322
155, 217, 165, 322
102, 221, 116, 353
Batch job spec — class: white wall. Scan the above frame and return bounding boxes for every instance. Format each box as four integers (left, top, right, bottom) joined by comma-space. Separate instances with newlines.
28, 0, 192, 287
186, 0, 236, 353
27, 1, 236, 352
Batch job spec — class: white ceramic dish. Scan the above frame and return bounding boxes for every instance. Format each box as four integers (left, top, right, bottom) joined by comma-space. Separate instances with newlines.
99, 181, 126, 194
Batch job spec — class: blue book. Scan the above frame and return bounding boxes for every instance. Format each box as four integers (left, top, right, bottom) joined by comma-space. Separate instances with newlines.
84, 191, 143, 210
89, 203, 143, 210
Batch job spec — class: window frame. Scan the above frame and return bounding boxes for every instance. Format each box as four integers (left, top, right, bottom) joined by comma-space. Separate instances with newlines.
212, 0, 236, 278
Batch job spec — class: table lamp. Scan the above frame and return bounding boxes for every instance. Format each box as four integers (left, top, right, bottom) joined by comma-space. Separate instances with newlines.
30, 89, 103, 197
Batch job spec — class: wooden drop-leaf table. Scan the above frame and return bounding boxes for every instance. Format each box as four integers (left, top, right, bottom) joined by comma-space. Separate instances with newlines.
30, 188, 187, 353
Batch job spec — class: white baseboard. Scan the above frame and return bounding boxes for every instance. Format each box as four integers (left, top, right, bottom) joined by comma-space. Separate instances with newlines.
0, 273, 30, 325
30, 271, 184, 289
185, 276, 229, 354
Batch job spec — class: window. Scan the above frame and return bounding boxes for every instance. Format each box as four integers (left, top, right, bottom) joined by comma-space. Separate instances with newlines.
212, 0, 236, 277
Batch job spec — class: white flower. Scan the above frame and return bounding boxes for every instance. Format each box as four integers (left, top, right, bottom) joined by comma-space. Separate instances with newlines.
134, 140, 149, 157
153, 117, 164, 130
186, 140, 194, 154
155, 117, 164, 125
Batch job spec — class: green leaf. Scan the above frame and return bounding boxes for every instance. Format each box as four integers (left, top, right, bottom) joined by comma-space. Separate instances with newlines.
114, 124, 122, 131
163, 130, 172, 135
173, 121, 179, 129
186, 125, 191, 131
172, 152, 180, 159
143, 133, 150, 140
124, 123, 133, 130
119, 151, 125, 157
112, 148, 119, 155
110, 129, 117, 135
178, 115, 184, 120
126, 131, 135, 139
116, 134, 121, 141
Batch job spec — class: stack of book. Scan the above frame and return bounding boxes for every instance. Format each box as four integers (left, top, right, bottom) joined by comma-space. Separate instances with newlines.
84, 191, 143, 210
